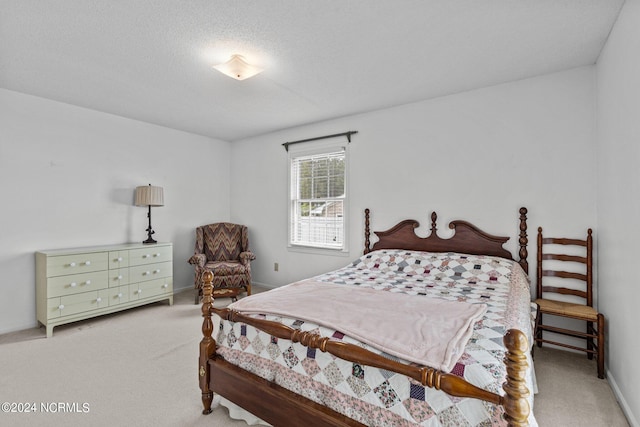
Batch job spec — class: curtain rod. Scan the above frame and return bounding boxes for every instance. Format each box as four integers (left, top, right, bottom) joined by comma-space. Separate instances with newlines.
282, 130, 358, 152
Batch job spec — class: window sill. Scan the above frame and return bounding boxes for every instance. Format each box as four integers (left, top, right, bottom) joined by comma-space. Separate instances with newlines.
287, 244, 351, 257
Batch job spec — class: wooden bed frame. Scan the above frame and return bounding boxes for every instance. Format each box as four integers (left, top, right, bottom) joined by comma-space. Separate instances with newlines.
199, 207, 532, 427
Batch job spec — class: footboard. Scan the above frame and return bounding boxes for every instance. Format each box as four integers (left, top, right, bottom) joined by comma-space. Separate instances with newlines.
198, 272, 531, 427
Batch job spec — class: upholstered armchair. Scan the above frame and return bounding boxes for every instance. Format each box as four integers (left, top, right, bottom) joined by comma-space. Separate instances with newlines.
188, 222, 256, 304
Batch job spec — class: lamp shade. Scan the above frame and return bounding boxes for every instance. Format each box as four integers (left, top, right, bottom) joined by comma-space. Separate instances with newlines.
135, 185, 164, 207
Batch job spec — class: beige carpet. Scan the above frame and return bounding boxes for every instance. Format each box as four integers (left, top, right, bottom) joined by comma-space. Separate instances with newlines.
533, 345, 629, 427
0, 287, 629, 427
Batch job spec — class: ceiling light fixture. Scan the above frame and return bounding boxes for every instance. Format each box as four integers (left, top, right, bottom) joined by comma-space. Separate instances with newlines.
213, 54, 263, 81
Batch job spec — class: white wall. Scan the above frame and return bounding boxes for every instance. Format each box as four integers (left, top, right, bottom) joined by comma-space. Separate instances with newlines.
0, 88, 231, 334
596, 1, 640, 425
231, 67, 597, 293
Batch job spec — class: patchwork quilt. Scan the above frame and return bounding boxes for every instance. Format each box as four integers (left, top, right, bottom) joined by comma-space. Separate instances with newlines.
216, 250, 538, 426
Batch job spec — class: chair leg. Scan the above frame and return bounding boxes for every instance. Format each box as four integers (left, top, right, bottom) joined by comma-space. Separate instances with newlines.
194, 288, 201, 305
597, 313, 605, 379
534, 310, 542, 349
587, 321, 594, 360
246, 282, 252, 296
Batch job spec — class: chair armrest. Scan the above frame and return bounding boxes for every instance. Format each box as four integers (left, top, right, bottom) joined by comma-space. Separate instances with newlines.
240, 251, 256, 265
188, 253, 207, 268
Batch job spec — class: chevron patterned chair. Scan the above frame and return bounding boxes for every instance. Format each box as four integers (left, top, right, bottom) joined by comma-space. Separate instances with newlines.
188, 222, 256, 304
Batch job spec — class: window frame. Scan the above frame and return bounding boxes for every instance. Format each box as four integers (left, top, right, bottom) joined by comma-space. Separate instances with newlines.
287, 141, 349, 255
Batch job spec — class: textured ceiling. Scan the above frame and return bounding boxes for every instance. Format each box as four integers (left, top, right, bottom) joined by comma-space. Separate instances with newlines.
0, 0, 625, 141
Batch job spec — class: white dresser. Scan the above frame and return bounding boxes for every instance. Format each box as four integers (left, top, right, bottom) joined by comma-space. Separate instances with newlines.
36, 242, 173, 337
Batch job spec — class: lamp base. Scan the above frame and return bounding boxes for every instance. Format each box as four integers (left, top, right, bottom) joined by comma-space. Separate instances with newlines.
142, 205, 157, 244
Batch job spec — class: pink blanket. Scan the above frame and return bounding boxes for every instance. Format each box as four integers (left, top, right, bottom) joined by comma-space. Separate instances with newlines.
228, 280, 487, 372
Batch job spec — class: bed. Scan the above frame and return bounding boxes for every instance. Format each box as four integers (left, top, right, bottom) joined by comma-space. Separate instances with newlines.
198, 207, 536, 426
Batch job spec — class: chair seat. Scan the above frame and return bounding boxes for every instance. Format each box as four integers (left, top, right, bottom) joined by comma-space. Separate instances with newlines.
535, 298, 599, 321
205, 260, 247, 276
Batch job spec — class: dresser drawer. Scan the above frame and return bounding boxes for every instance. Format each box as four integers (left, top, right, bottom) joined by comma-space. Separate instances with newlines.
109, 250, 130, 269
128, 245, 172, 267
108, 285, 130, 306
47, 289, 109, 319
46, 252, 108, 277
109, 268, 130, 287
47, 271, 108, 298
130, 277, 172, 300
129, 261, 172, 282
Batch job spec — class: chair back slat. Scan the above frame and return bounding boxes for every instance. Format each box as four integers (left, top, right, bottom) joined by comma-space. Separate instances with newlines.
540, 285, 588, 299
542, 237, 587, 247
542, 253, 586, 263
542, 270, 587, 282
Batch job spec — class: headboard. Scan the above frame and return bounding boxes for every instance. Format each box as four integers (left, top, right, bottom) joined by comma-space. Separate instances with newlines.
363, 207, 529, 274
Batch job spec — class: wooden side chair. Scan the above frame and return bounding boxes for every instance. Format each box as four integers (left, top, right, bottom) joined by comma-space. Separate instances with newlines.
534, 226, 605, 378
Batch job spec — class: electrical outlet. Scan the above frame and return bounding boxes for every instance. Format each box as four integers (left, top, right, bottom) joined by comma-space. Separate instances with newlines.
274, 262, 279, 272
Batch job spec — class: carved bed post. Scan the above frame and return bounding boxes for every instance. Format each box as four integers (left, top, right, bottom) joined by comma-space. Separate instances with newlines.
518, 207, 529, 274
199, 270, 216, 414
430, 212, 438, 233
502, 329, 530, 427
364, 208, 371, 254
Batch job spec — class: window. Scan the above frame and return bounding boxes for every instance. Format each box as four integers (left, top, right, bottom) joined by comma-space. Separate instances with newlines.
289, 147, 347, 251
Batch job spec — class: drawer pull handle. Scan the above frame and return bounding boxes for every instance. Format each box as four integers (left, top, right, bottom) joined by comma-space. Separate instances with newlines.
117, 257, 123, 262
85, 261, 91, 266
58, 304, 64, 310
85, 280, 91, 285
138, 289, 143, 294
69, 262, 76, 267
117, 275, 123, 280
144, 271, 150, 275
117, 293, 123, 298
155, 253, 161, 257
162, 283, 168, 288
143, 254, 150, 258
96, 297, 102, 303
70, 282, 77, 287
154, 269, 161, 274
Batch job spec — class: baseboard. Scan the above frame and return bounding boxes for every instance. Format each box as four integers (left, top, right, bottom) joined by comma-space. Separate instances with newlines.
173, 285, 192, 293
251, 281, 279, 290
607, 368, 639, 427
0, 320, 40, 336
